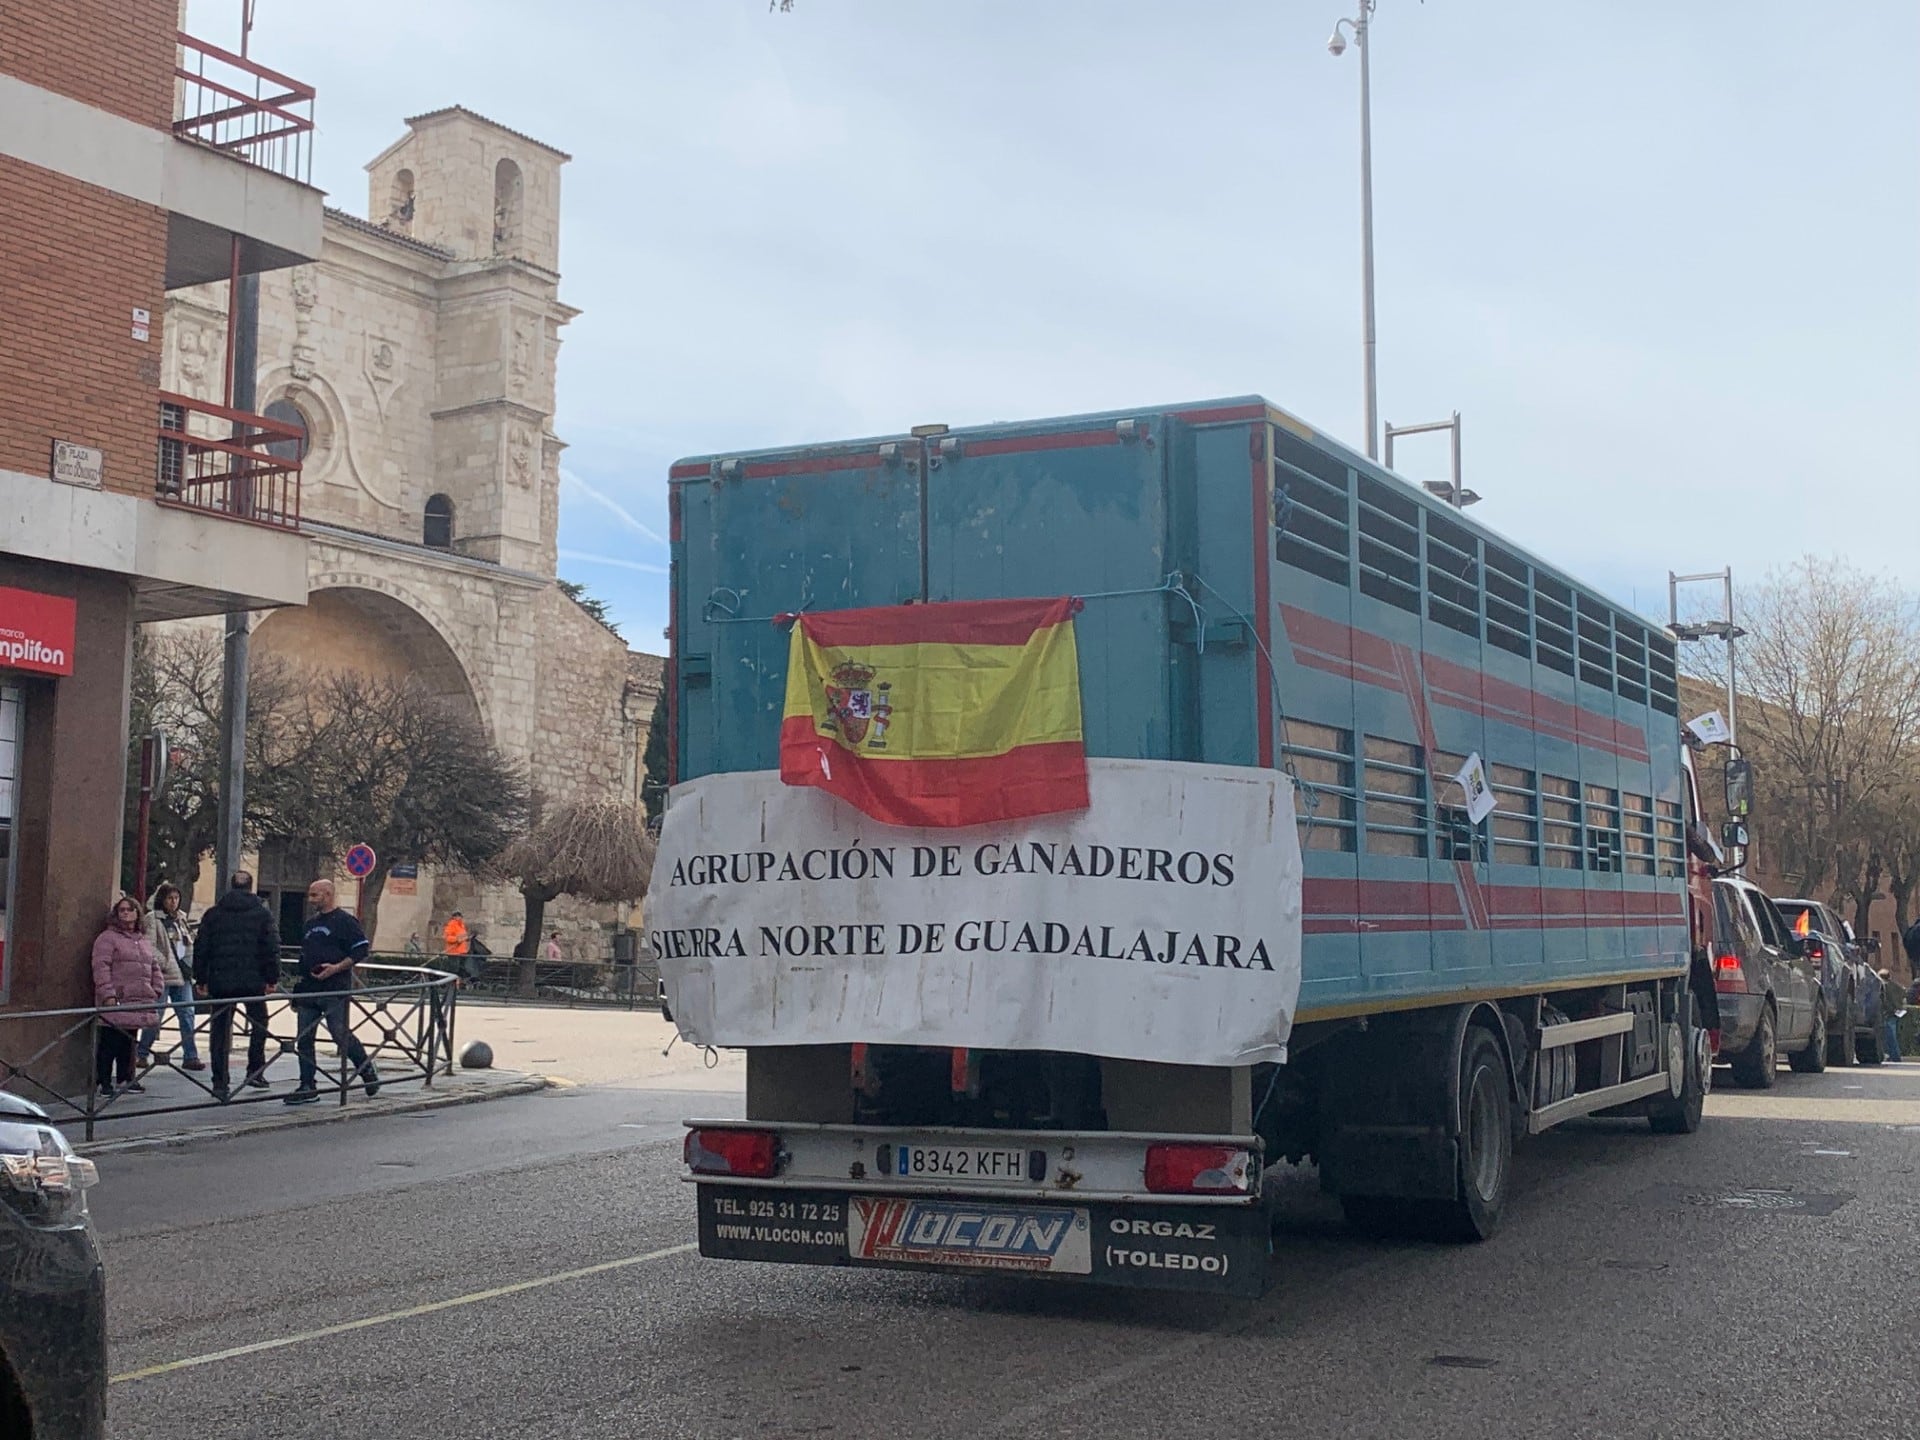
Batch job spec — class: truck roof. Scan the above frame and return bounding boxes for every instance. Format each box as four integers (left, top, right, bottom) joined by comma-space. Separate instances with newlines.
668, 393, 1672, 635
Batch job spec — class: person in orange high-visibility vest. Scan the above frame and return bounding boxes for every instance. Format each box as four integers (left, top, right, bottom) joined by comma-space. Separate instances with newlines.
442, 912, 470, 957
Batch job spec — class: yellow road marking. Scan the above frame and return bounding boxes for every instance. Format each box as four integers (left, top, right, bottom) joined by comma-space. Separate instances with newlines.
111, 1241, 697, 1385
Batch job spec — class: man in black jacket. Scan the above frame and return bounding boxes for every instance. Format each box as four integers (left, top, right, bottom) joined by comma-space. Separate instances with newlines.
192, 871, 281, 1101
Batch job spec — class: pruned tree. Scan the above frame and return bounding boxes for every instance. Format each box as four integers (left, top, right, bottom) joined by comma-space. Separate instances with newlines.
498, 798, 656, 991
263, 673, 530, 942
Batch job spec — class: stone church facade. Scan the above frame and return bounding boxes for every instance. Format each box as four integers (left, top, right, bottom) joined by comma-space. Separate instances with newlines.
162, 107, 660, 953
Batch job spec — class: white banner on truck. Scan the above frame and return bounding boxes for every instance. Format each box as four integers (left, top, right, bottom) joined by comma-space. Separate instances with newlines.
647, 759, 1304, 1067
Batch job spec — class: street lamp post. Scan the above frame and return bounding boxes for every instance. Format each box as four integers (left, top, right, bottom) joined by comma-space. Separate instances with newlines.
1385, 412, 1477, 508
1328, 1, 1379, 460
1668, 567, 1744, 746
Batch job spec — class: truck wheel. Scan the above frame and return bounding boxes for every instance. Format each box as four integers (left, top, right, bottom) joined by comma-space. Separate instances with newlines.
1425, 1028, 1511, 1242
1827, 992, 1856, 1066
1790, 1004, 1829, 1074
1648, 998, 1707, 1135
1729, 1005, 1778, 1089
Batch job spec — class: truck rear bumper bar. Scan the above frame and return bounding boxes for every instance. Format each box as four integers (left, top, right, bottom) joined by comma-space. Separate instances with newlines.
693, 1182, 1272, 1296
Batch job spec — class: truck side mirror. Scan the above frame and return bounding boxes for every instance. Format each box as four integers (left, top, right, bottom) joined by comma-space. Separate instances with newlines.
1724, 754, 1753, 819
1721, 819, 1749, 851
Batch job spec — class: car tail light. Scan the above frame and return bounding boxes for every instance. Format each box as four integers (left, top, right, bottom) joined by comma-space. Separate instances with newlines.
684, 1128, 783, 1179
1144, 1143, 1253, 1195
1806, 939, 1825, 961
1713, 952, 1746, 994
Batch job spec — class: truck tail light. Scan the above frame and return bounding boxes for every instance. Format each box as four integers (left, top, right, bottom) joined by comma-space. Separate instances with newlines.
1144, 1144, 1253, 1196
684, 1128, 783, 1179
1713, 952, 1746, 994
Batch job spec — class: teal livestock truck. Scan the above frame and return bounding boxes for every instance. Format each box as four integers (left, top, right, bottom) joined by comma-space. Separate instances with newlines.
653, 396, 1726, 1296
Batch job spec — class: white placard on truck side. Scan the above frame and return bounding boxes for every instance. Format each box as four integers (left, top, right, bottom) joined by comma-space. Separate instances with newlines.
646, 759, 1304, 1067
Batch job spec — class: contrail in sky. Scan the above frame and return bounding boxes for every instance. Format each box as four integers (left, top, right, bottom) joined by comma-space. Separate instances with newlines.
560, 469, 666, 547
558, 548, 669, 576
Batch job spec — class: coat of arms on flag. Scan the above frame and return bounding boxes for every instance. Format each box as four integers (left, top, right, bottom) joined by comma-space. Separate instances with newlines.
780, 597, 1088, 827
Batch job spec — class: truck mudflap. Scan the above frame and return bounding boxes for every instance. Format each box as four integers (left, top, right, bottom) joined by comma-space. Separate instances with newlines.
695, 1184, 1270, 1297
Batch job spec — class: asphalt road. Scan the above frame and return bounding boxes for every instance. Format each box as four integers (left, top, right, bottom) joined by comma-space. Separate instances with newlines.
97, 1060, 1920, 1440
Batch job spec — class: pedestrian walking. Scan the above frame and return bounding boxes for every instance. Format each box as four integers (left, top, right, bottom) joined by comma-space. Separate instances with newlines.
404, 931, 424, 959
544, 930, 562, 963
138, 882, 203, 1071
1878, 970, 1904, 1063
92, 897, 165, 1098
284, 879, 380, 1106
192, 870, 281, 1102
442, 911, 470, 958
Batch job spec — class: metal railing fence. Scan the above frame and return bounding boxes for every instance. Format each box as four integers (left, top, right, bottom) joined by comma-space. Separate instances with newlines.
0, 964, 456, 1141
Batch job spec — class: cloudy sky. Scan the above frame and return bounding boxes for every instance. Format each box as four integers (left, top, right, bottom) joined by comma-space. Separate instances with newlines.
196, 0, 1918, 652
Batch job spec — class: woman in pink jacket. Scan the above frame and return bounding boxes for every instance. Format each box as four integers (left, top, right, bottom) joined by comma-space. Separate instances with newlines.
92, 896, 165, 1097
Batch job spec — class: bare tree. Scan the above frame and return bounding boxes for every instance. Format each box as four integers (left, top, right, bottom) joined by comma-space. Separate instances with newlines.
1689, 557, 1920, 922
263, 674, 530, 941
123, 630, 308, 900
499, 798, 656, 991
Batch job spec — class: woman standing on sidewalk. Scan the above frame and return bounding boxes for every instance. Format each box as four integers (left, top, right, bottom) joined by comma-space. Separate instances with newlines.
91, 897, 165, 1097
139, 883, 203, 1071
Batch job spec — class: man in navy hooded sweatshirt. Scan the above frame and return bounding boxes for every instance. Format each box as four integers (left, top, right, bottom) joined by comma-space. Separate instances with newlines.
284, 878, 381, 1104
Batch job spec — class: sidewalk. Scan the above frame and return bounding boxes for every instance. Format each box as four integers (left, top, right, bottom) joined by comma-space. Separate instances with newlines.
67, 1048, 545, 1155
453, 1005, 746, 1092
63, 1005, 739, 1154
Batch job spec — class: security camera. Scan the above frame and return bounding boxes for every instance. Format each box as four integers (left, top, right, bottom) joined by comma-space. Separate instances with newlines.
1327, 29, 1347, 56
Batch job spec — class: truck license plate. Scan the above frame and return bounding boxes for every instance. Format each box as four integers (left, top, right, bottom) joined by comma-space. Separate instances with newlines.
848, 1197, 1091, 1274
897, 1144, 1030, 1181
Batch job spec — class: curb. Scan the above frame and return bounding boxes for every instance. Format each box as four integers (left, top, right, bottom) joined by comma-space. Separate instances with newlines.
74, 1074, 550, 1156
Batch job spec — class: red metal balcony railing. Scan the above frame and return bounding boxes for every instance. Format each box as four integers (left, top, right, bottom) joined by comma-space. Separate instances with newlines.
173, 33, 314, 184
157, 394, 302, 531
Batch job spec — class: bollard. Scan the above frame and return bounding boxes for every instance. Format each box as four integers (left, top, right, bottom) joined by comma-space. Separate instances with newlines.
459, 1040, 493, 1070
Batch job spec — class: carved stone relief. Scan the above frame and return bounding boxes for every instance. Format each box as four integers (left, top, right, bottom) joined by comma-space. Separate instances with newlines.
508, 422, 536, 489
290, 266, 319, 379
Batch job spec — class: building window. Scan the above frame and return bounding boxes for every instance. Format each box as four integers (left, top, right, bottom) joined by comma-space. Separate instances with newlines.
493, 158, 523, 255
263, 399, 309, 463
0, 686, 20, 1003
388, 167, 415, 234
424, 494, 455, 549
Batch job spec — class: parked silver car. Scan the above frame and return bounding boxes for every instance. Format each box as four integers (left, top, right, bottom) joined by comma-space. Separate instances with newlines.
1711, 877, 1824, 1087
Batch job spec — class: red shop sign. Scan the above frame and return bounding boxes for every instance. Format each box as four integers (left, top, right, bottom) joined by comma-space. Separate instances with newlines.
0, 586, 77, 676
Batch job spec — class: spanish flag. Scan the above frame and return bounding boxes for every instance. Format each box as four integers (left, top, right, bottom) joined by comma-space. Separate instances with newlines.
780, 597, 1089, 828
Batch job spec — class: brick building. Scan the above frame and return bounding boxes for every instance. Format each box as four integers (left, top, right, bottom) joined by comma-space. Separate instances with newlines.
0, 10, 321, 1038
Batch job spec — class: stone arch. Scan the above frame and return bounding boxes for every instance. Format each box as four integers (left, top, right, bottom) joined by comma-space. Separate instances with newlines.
261, 569, 493, 733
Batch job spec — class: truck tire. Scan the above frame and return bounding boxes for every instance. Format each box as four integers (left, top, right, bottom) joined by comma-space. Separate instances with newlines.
1729, 1004, 1778, 1089
1790, 1004, 1829, 1074
1422, 1028, 1511, 1242
1827, 991, 1857, 1066
1648, 994, 1707, 1135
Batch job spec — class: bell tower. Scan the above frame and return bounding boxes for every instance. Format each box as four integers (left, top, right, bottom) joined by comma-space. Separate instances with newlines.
365, 108, 574, 573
